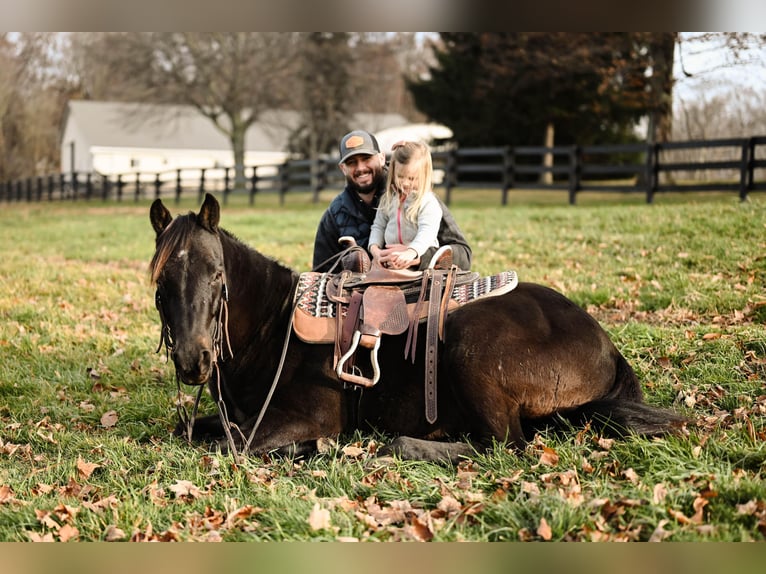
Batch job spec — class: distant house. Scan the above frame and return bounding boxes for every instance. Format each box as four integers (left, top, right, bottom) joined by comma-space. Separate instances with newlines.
60, 100, 409, 176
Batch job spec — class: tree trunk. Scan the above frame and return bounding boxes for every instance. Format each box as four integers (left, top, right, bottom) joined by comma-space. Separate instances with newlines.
230, 124, 247, 193
646, 33, 677, 144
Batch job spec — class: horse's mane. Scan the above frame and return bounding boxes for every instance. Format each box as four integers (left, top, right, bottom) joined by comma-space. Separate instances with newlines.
149, 211, 293, 286
149, 213, 198, 285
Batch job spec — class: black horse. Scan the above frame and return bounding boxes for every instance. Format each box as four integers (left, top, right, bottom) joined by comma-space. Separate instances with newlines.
149, 193, 686, 462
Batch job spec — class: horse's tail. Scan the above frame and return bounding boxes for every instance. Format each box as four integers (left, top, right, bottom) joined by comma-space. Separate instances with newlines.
559, 354, 689, 437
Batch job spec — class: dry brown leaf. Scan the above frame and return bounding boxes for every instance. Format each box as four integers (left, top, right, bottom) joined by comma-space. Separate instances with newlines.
539, 446, 559, 466
27, 531, 55, 542
342, 445, 365, 458
169, 479, 202, 499
58, 524, 79, 542
100, 410, 118, 428
623, 468, 640, 485
702, 332, 722, 340
77, 457, 101, 480
407, 514, 434, 542
35, 509, 60, 530
652, 483, 668, 505
308, 502, 331, 531
104, 525, 126, 541
436, 495, 462, 517
736, 499, 759, 516
537, 517, 552, 541
648, 519, 672, 542
0, 485, 14, 504
691, 496, 708, 524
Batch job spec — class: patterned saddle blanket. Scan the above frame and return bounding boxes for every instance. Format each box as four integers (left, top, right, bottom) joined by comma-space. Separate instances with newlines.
292, 269, 518, 344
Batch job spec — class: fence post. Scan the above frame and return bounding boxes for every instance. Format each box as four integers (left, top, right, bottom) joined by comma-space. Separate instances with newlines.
312, 158, 325, 204
116, 174, 125, 202
154, 173, 162, 199
646, 143, 659, 204
134, 172, 141, 202
249, 166, 258, 205
279, 162, 289, 206
101, 174, 110, 200
72, 171, 79, 200
739, 139, 752, 202
444, 149, 456, 206
36, 177, 43, 201
501, 146, 513, 206
175, 169, 182, 204
85, 172, 92, 200
48, 175, 55, 201
199, 168, 207, 205
568, 146, 581, 205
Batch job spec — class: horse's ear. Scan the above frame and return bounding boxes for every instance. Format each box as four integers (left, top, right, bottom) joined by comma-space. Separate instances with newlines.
198, 193, 220, 232
150, 199, 173, 236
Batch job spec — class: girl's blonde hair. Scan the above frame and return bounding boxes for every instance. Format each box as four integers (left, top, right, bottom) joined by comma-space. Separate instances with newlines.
380, 141, 434, 223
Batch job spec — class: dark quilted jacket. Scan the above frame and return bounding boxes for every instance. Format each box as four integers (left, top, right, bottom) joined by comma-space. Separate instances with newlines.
312, 180, 472, 272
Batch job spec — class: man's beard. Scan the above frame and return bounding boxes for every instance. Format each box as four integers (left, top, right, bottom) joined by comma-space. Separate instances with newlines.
347, 169, 385, 195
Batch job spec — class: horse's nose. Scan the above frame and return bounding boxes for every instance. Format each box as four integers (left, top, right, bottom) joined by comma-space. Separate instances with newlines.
172, 343, 214, 384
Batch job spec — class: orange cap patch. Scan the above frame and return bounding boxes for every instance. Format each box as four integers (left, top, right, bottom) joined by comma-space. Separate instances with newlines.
345, 135, 364, 149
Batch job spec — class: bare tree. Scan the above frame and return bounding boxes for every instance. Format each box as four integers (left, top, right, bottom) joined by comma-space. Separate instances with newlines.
95, 33, 301, 190
0, 33, 73, 181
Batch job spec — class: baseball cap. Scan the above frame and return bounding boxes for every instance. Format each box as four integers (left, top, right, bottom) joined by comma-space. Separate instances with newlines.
338, 130, 380, 164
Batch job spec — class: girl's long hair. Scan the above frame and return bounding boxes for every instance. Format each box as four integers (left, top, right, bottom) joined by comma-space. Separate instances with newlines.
380, 141, 433, 223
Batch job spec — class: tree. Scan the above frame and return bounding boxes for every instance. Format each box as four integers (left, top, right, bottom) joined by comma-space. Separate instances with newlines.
286, 33, 354, 161
89, 33, 301, 191
408, 33, 672, 147
0, 33, 74, 181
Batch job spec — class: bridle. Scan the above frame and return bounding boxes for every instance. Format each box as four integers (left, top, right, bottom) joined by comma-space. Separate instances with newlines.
153, 235, 331, 462
155, 272, 233, 447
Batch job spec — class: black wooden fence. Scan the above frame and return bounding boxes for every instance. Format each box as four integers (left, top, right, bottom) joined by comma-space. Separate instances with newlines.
3, 136, 765, 206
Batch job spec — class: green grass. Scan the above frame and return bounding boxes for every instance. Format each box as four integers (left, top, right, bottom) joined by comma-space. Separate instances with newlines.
0, 190, 765, 542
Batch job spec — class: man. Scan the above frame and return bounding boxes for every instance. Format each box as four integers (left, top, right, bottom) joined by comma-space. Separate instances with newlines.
312, 130, 472, 272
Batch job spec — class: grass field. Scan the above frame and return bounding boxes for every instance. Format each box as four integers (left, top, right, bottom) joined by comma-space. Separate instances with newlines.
0, 189, 765, 542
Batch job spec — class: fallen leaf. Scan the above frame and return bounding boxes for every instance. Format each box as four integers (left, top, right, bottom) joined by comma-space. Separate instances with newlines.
100, 410, 118, 428
537, 517, 552, 540
308, 502, 331, 531
407, 515, 434, 542
58, 524, 79, 542
648, 519, 672, 542
104, 525, 126, 541
0, 485, 14, 504
652, 483, 668, 505
539, 446, 559, 466
691, 496, 708, 524
342, 445, 365, 458
168, 480, 202, 499
77, 457, 101, 480
27, 531, 55, 542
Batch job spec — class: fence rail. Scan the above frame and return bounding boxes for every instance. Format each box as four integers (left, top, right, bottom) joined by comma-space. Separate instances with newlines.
3, 137, 766, 206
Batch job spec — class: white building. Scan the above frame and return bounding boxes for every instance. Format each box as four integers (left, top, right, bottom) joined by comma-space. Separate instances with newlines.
60, 100, 410, 177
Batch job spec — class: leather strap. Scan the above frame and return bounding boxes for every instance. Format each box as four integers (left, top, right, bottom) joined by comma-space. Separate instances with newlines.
425, 270, 444, 424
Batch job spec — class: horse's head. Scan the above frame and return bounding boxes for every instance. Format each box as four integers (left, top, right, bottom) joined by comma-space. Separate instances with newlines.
149, 193, 229, 386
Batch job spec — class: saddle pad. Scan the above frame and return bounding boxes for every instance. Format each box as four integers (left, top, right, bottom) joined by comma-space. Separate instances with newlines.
293, 270, 518, 343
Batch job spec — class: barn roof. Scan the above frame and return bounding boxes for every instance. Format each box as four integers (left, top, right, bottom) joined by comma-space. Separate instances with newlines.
63, 100, 409, 154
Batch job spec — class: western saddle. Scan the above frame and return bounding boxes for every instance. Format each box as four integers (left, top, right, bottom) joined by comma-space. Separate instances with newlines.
294, 246, 517, 423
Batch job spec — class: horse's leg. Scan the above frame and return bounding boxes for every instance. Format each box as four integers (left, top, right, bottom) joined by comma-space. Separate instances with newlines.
377, 436, 475, 464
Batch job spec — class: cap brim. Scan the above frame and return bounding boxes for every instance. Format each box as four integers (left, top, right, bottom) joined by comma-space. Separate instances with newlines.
339, 149, 378, 164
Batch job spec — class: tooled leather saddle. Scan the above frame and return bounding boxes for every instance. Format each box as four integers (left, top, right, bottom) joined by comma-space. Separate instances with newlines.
292, 265, 518, 423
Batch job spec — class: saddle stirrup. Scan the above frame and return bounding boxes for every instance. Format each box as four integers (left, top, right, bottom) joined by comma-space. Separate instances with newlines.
336, 330, 381, 388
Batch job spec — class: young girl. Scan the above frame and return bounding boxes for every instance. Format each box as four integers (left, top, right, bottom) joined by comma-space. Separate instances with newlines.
368, 141, 442, 270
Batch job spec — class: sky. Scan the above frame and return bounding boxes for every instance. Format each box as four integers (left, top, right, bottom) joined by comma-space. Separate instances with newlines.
673, 32, 766, 103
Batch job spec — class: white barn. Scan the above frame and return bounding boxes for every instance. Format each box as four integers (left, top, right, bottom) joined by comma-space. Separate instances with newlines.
60, 100, 410, 177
